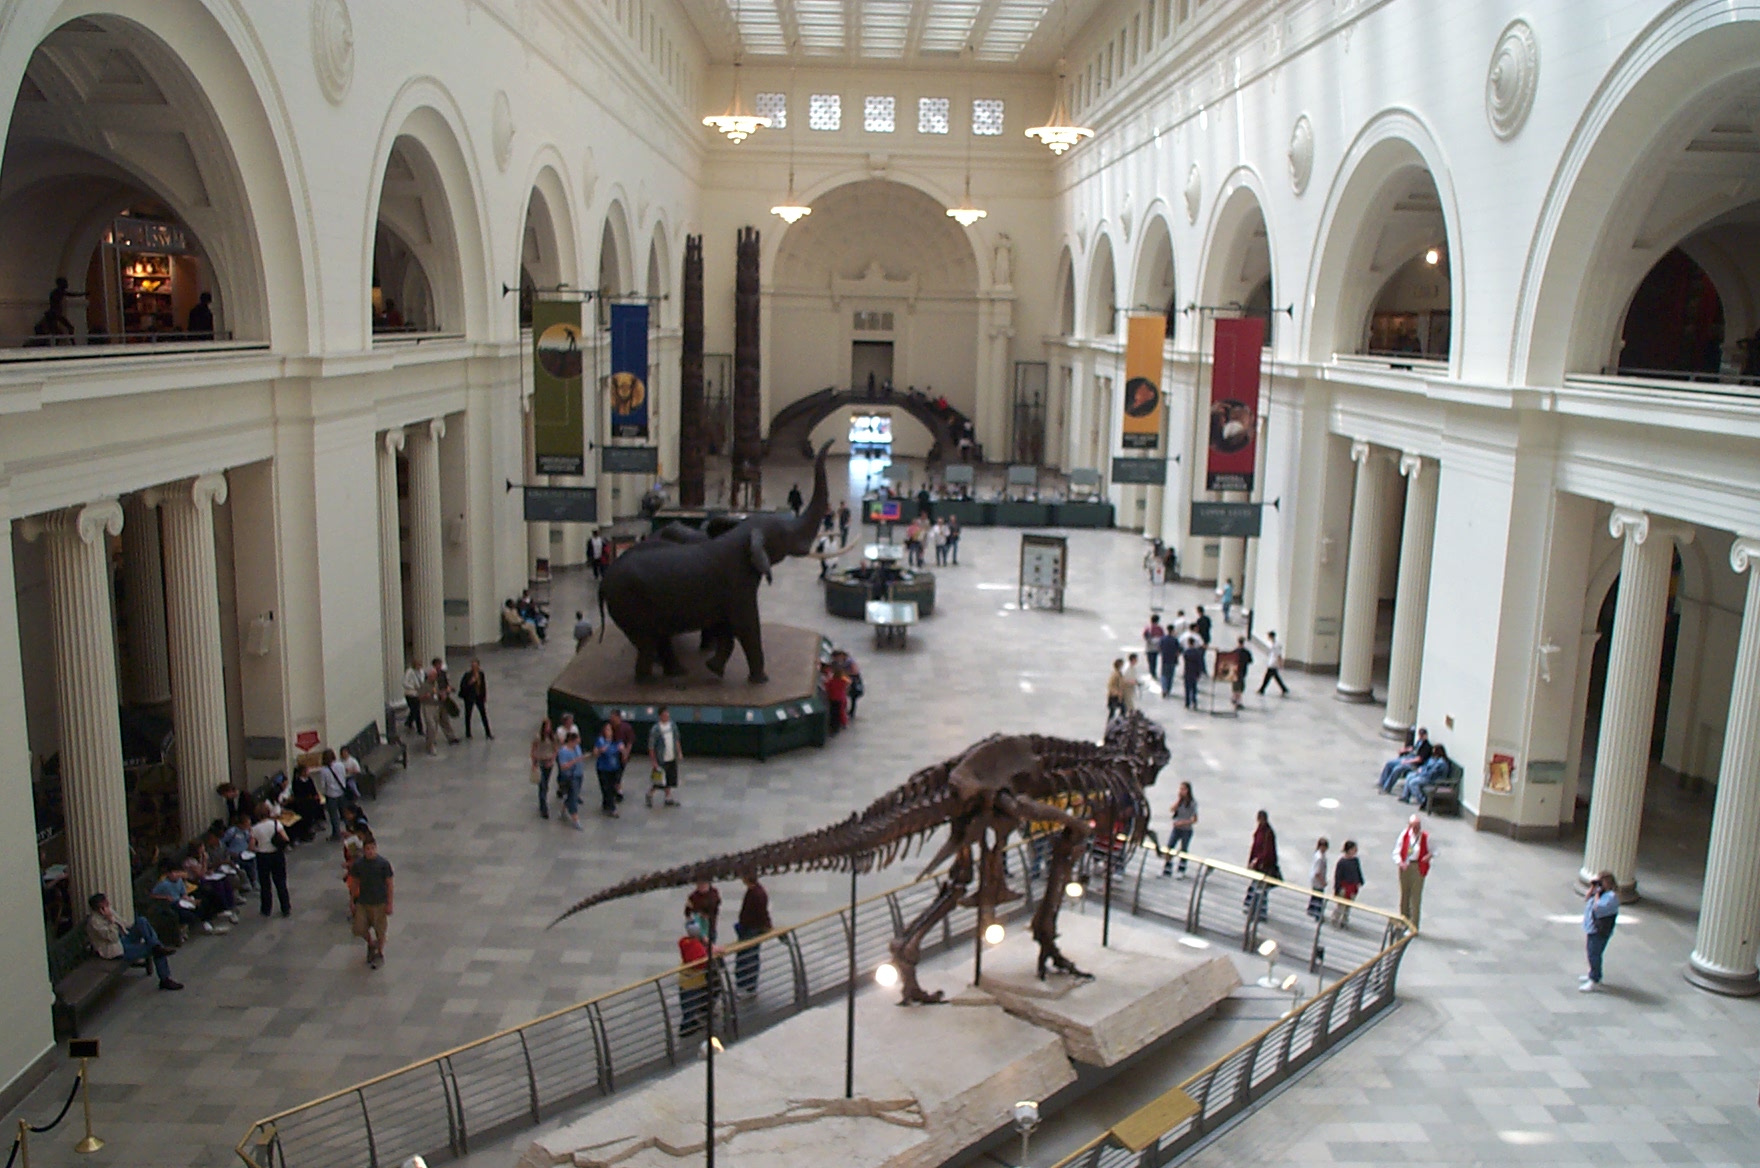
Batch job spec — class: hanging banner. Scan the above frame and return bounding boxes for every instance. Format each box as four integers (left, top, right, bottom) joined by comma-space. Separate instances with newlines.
531, 298, 585, 475
608, 302, 650, 439
1121, 314, 1166, 451
1206, 316, 1264, 492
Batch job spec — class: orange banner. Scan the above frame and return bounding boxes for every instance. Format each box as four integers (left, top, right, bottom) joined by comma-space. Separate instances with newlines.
1121, 314, 1166, 451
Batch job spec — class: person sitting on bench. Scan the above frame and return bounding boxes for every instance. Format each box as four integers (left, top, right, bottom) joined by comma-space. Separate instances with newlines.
1377, 727, 1434, 793
1399, 745, 1453, 806
85, 892, 182, 991
502, 599, 541, 645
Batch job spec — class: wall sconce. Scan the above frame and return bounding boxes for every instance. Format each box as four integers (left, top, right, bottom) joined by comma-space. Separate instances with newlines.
1537, 639, 1562, 684
1319, 536, 1336, 566
246, 612, 276, 657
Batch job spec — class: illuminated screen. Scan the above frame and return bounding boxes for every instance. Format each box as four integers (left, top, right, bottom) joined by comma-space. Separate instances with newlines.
849, 414, 892, 445
875, 500, 903, 521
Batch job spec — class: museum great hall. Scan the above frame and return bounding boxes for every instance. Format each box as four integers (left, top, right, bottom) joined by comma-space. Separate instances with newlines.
3, 2, 1759, 1166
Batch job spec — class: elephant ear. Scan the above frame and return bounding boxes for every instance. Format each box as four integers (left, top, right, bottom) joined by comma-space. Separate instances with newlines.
748, 527, 773, 583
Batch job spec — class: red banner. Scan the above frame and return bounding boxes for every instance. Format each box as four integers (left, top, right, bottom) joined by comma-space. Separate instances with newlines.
1206, 317, 1264, 492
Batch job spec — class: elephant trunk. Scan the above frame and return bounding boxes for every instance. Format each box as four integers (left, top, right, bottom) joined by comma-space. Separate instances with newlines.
788, 440, 833, 554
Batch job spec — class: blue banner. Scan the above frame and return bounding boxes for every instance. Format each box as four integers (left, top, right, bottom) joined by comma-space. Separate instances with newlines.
608, 302, 649, 439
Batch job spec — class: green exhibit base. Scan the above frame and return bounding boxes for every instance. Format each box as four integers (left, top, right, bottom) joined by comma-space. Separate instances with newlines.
860, 498, 1114, 528
824, 572, 936, 619
548, 625, 830, 760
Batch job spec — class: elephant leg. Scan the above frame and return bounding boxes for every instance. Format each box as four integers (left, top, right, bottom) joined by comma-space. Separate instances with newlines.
633, 637, 658, 682
657, 635, 686, 677
704, 626, 733, 677
735, 606, 768, 683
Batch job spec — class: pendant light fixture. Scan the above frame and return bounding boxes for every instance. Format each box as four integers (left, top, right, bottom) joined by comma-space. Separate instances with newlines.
947, 44, 988, 228
703, 0, 770, 143
1025, 59, 1094, 155
770, 47, 811, 223
1025, 3, 1094, 156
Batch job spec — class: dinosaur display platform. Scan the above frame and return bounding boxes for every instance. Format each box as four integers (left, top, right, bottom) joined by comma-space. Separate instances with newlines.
548, 624, 831, 760
517, 913, 1238, 1168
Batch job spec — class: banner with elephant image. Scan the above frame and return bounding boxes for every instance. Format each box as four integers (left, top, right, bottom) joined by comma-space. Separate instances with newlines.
608, 302, 650, 439
532, 298, 585, 475
1206, 316, 1264, 492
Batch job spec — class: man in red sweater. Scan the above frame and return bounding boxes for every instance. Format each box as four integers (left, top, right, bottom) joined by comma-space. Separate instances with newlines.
1392, 815, 1432, 930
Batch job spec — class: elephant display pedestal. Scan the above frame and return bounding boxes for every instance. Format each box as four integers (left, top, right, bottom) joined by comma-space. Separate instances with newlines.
548, 625, 831, 760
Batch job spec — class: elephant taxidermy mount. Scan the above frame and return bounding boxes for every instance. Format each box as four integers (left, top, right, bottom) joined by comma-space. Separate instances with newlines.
599, 441, 841, 683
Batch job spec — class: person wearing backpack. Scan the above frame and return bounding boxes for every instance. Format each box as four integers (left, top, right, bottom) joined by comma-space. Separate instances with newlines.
1580, 870, 1620, 992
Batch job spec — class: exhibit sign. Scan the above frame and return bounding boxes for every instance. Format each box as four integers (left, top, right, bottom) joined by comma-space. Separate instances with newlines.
1189, 501, 1262, 538
608, 302, 650, 438
520, 485, 600, 523
601, 445, 659, 474
1206, 316, 1264, 491
1111, 457, 1168, 485
531, 298, 585, 475
1019, 533, 1068, 612
1121, 314, 1167, 450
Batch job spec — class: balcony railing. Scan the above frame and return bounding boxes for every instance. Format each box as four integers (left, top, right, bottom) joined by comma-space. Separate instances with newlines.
0, 331, 267, 364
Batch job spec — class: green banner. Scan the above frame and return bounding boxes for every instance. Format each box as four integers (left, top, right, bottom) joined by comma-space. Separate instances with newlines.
532, 299, 585, 475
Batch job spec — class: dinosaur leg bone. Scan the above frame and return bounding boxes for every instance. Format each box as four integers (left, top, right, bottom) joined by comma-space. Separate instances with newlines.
890, 855, 972, 1005
1030, 828, 1094, 983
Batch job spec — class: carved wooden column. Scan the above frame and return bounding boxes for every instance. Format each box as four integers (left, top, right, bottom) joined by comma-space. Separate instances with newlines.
731, 226, 763, 509
679, 233, 706, 507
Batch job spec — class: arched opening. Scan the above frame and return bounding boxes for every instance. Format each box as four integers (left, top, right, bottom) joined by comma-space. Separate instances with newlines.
1086, 236, 1117, 337
1132, 216, 1177, 340
1201, 186, 1274, 346
1056, 248, 1076, 336
0, 15, 266, 346
1617, 247, 1730, 379
371, 134, 462, 334
518, 183, 568, 328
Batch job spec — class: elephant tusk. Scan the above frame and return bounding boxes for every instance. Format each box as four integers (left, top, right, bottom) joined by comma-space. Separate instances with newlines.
807, 540, 860, 561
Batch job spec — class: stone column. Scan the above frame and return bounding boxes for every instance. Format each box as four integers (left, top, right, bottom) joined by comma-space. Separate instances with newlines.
1687, 537, 1760, 994
22, 501, 134, 921
118, 494, 171, 705
1335, 440, 1390, 702
378, 429, 407, 706
406, 418, 446, 667
155, 474, 230, 840
1381, 454, 1439, 737
1579, 508, 1692, 898
1216, 491, 1246, 597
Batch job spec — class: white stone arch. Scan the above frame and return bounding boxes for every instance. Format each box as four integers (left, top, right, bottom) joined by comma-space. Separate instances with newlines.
1085, 230, 1119, 337
1195, 167, 1279, 349
761, 167, 994, 292
1515, 2, 1760, 384
364, 80, 492, 339
1055, 244, 1077, 336
0, 1, 311, 346
1129, 205, 1178, 340
598, 194, 634, 297
1301, 109, 1465, 370
519, 151, 579, 292
645, 220, 672, 323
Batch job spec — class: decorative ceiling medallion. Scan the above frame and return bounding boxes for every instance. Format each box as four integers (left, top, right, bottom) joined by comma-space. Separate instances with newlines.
1183, 163, 1201, 225
1486, 19, 1539, 140
311, 0, 354, 105
1288, 115, 1314, 196
492, 91, 515, 172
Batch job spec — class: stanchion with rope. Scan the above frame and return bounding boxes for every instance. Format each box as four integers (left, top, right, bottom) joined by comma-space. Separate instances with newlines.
4, 1070, 84, 1168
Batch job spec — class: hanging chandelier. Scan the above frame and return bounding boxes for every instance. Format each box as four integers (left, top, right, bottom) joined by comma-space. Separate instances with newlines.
770, 52, 811, 223
1026, 59, 1093, 155
946, 173, 987, 227
703, 59, 770, 143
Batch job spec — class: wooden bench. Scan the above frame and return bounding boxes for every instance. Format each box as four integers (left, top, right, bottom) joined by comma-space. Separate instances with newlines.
346, 722, 406, 801
1422, 760, 1465, 816
48, 925, 131, 1038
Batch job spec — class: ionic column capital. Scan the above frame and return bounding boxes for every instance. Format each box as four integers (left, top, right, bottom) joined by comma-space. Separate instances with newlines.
19, 499, 123, 545
1609, 507, 1694, 548
383, 428, 406, 455
1350, 439, 1372, 464
1398, 452, 1426, 479
1732, 536, 1760, 575
410, 417, 446, 443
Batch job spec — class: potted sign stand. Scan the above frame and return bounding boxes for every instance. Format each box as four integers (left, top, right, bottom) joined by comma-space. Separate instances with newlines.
1018, 534, 1067, 612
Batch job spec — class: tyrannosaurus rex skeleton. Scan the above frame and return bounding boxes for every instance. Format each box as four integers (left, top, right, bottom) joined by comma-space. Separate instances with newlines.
554, 711, 1170, 1004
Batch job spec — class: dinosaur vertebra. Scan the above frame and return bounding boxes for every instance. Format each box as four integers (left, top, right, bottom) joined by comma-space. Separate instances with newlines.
555, 712, 1170, 1004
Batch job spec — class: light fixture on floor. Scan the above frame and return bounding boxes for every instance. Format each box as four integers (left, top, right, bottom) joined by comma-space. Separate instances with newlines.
703, 0, 770, 143
1256, 938, 1282, 988
984, 922, 1006, 945
1026, 58, 1094, 155
875, 961, 900, 988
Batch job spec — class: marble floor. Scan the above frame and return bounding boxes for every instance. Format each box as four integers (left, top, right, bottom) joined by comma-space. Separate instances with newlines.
7, 482, 1759, 1167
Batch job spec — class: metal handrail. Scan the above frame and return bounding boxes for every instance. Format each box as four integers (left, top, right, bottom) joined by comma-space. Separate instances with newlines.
234, 840, 1411, 1167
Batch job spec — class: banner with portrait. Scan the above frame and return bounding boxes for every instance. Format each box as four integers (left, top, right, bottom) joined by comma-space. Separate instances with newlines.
531, 298, 585, 475
1206, 316, 1264, 492
1121, 314, 1166, 451
608, 302, 650, 439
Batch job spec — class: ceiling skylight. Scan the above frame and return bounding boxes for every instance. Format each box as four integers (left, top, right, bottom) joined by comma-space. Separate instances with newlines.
683, 0, 1095, 68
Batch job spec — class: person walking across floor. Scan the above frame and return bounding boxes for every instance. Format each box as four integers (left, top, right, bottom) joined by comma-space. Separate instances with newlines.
588, 531, 607, 580
1220, 578, 1235, 625
1143, 614, 1165, 682
647, 705, 684, 807
606, 710, 635, 802
531, 718, 558, 819
592, 722, 623, 817
250, 803, 292, 917
1158, 626, 1180, 699
1244, 810, 1279, 921
459, 659, 491, 739
945, 515, 960, 564
1330, 841, 1364, 927
1180, 628, 1207, 710
347, 834, 394, 969
430, 658, 460, 745
1161, 782, 1198, 877
1258, 631, 1290, 696
402, 657, 426, 736
573, 610, 594, 651
1106, 658, 1129, 722
1229, 635, 1253, 712
734, 871, 771, 994
787, 482, 803, 515
1124, 653, 1142, 713
556, 728, 585, 830
1392, 814, 1432, 930
316, 749, 348, 841
837, 501, 851, 546
1306, 837, 1330, 920
1580, 870, 1620, 991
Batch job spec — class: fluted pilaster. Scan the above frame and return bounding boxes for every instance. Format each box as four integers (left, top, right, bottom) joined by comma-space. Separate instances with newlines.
1216, 490, 1246, 597
1382, 454, 1439, 737
378, 429, 407, 706
1687, 537, 1760, 994
118, 494, 170, 705
23, 501, 133, 921
154, 474, 230, 839
1580, 508, 1693, 898
406, 418, 446, 667
1336, 441, 1390, 702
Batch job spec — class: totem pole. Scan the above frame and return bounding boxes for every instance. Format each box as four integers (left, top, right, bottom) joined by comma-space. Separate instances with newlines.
732, 225, 763, 509
679, 234, 706, 507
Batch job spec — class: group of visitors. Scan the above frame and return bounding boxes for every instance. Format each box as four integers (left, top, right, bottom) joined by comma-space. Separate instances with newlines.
676, 873, 772, 1036
1131, 608, 1271, 712
502, 594, 548, 646
901, 515, 959, 568
533, 708, 685, 827
1375, 728, 1453, 808
823, 648, 864, 730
